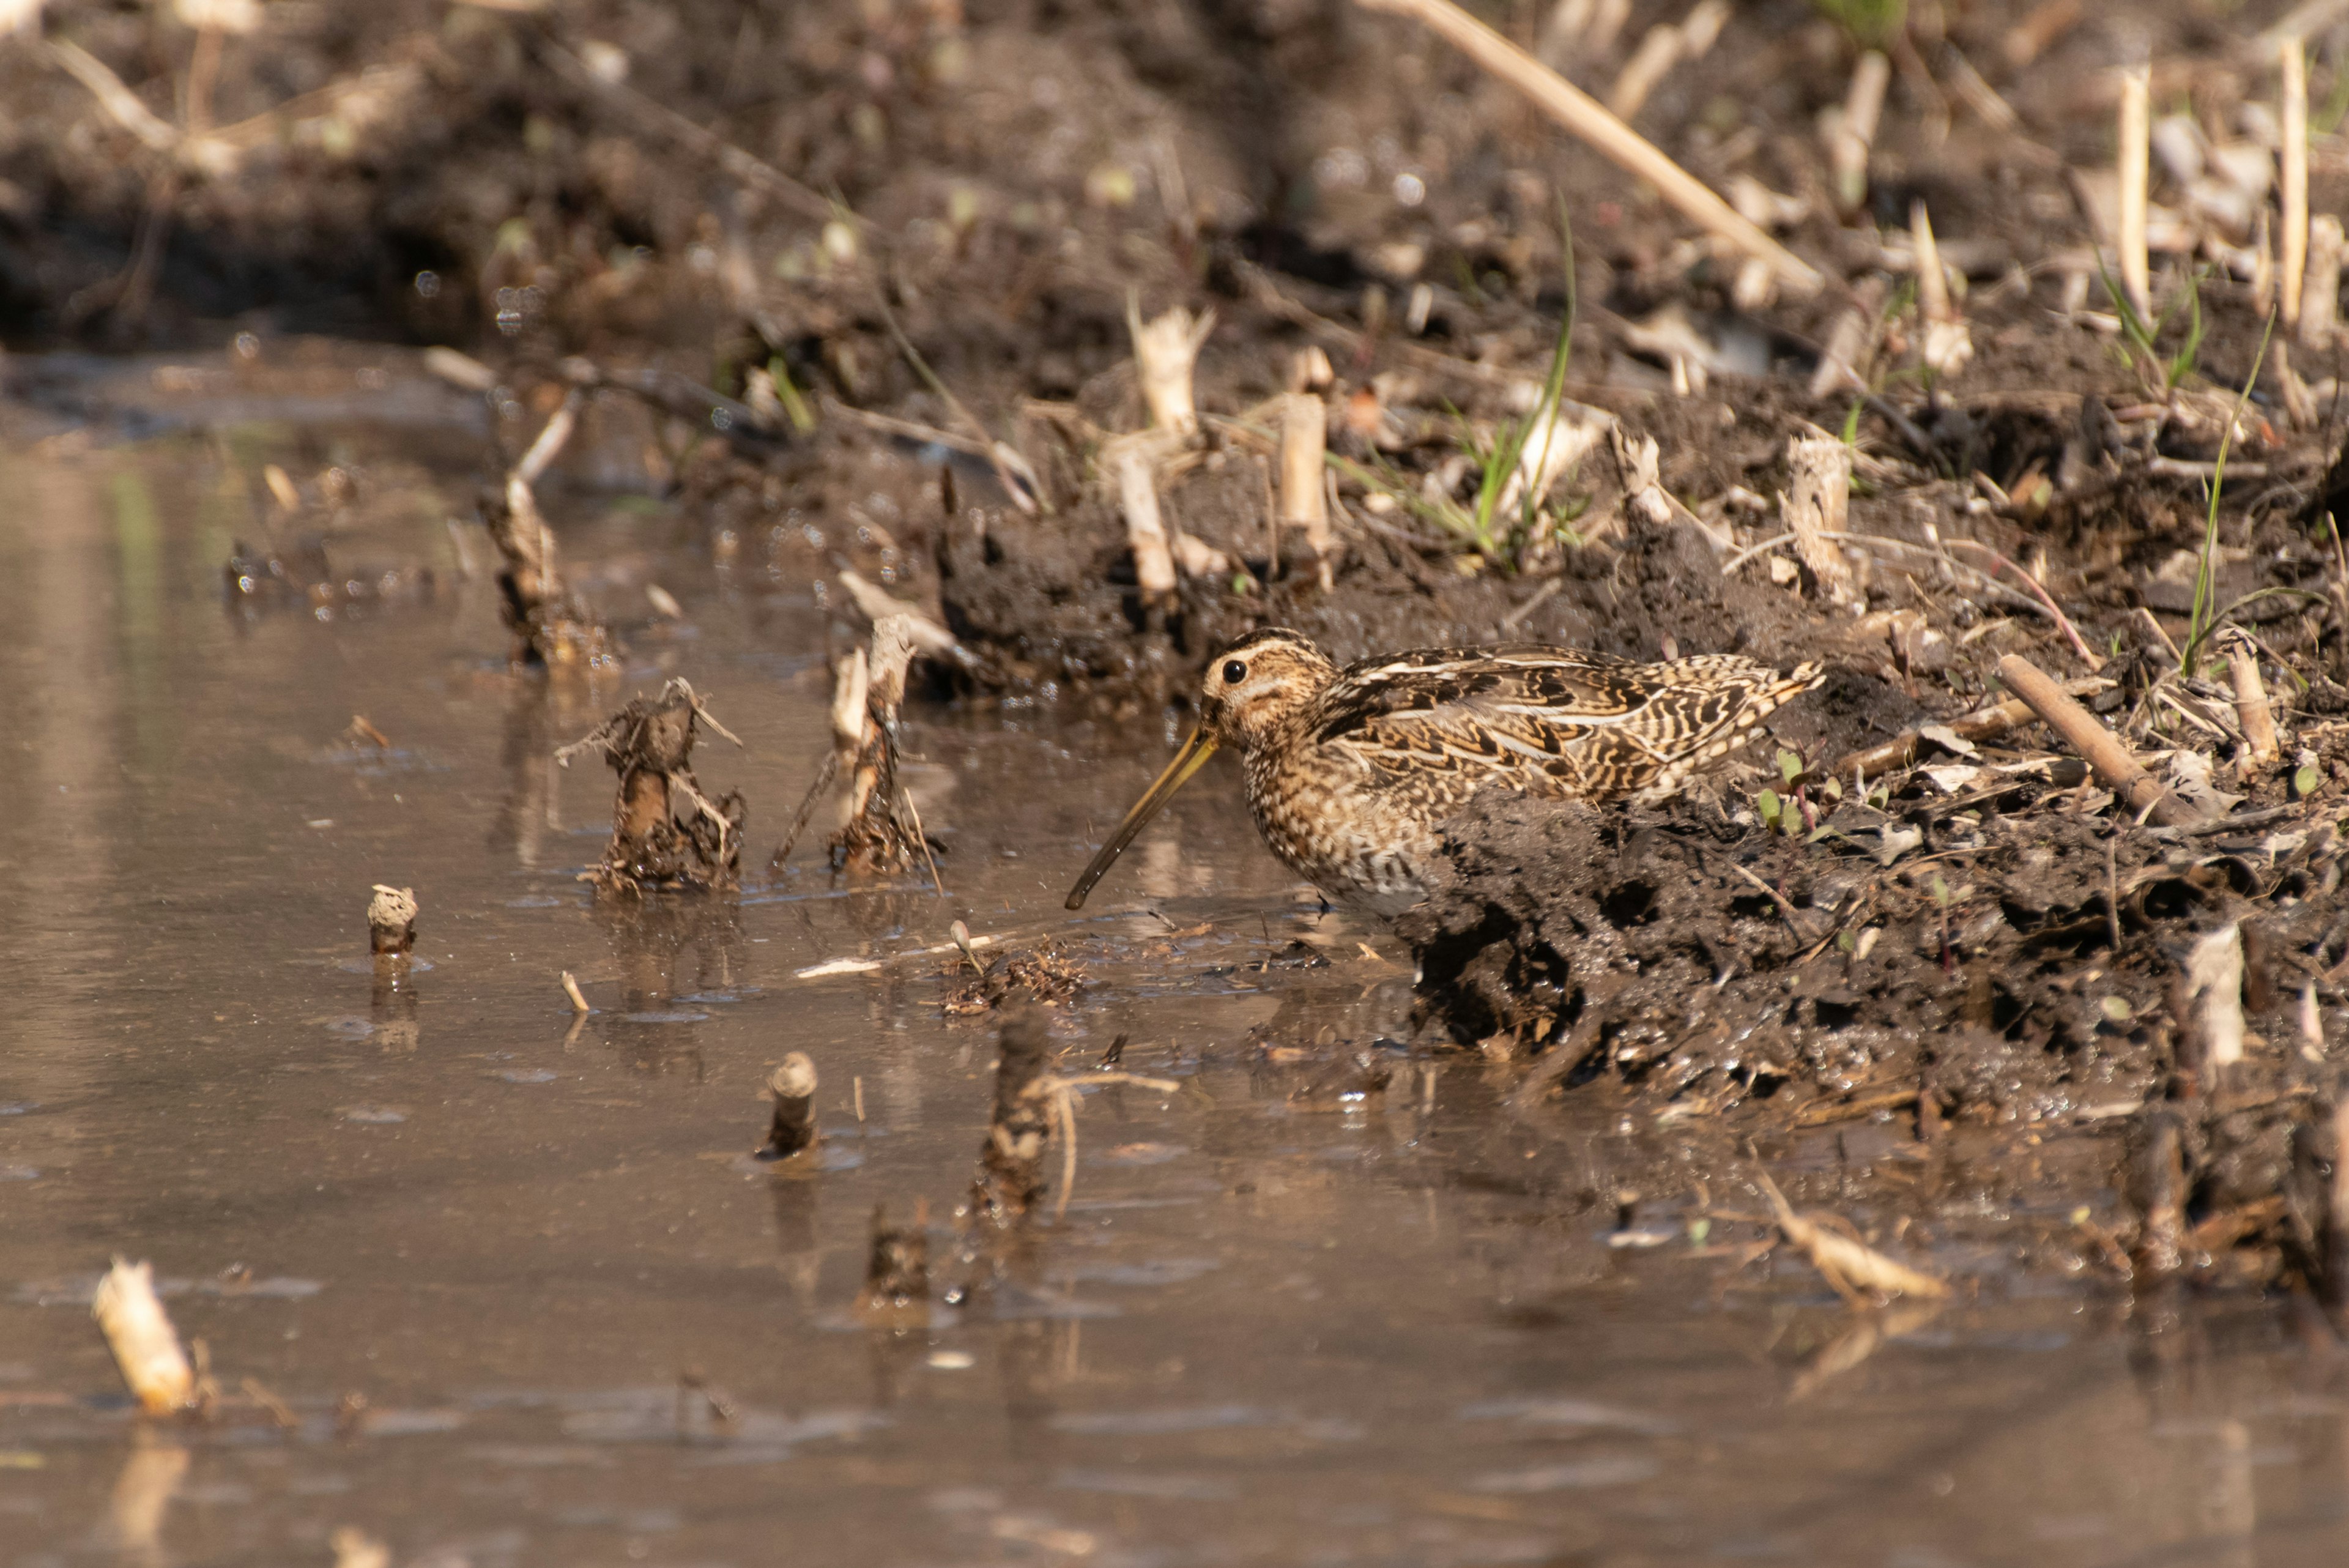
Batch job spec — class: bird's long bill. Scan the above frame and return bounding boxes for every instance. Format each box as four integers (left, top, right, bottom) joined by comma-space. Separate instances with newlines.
1064, 730, 1220, 910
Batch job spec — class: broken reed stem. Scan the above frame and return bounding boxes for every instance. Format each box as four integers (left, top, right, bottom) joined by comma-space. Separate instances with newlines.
1353, 0, 1823, 296
1115, 445, 1179, 604
2284, 39, 2310, 332
1830, 51, 1891, 215
1756, 1173, 1949, 1302
561, 970, 591, 1013
2118, 64, 2152, 322
1995, 654, 2202, 827
975, 1008, 1055, 1220
833, 618, 922, 869
1782, 437, 1857, 605
760, 1052, 820, 1159
853, 1203, 929, 1323
1910, 203, 1972, 379
366, 885, 417, 957
1127, 300, 1214, 434
2183, 923, 2248, 1075
2222, 630, 2280, 765
1278, 392, 1333, 576
92, 1260, 196, 1417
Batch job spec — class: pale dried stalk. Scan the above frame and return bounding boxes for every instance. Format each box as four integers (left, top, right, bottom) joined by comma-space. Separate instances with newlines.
1829, 51, 1891, 215
2183, 923, 2247, 1071
2284, 39, 2310, 332
2222, 630, 2280, 765
1116, 445, 1179, 602
842, 617, 918, 831
1995, 654, 2201, 826
92, 1260, 196, 1416
1910, 203, 1972, 379
828, 647, 870, 755
1353, 0, 1824, 295
2119, 65, 2153, 321
1500, 404, 1613, 518
562, 970, 591, 1013
1127, 300, 1215, 434
2298, 980, 2325, 1063
837, 569, 963, 661
1606, 16, 1686, 120
1757, 1174, 1950, 1302
2303, 215, 2343, 349
1277, 392, 1332, 564
1608, 26, 1682, 118
1782, 438, 1858, 605
1169, 532, 1234, 578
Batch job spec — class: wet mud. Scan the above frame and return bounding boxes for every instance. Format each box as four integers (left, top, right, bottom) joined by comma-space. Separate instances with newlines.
12, 0, 2349, 1558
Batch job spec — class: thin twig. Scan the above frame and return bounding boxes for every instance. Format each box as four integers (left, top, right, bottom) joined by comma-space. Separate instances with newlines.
1351, 0, 1824, 295
902, 789, 946, 899
1937, 537, 2102, 667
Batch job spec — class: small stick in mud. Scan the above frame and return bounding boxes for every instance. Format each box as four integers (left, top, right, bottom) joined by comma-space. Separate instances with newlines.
758, 1052, 820, 1159
556, 678, 747, 893
1756, 1173, 1948, 1304
92, 1260, 198, 1417
2283, 38, 2310, 333
853, 1202, 929, 1325
562, 970, 591, 1013
974, 1006, 1056, 1222
1828, 51, 1890, 217
1127, 299, 1214, 436
1782, 437, 1858, 606
1278, 392, 1333, 584
2222, 629, 2280, 768
366, 885, 417, 957
1354, 0, 1822, 296
1995, 655, 2201, 827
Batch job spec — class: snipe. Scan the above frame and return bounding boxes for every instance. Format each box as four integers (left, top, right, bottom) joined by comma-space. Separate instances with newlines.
1067, 628, 1824, 916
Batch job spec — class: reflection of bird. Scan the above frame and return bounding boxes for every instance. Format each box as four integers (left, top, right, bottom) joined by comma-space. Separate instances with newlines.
1068, 628, 1824, 916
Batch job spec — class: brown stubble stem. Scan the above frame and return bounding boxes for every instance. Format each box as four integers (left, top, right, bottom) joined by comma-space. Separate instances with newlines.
1995, 654, 2201, 827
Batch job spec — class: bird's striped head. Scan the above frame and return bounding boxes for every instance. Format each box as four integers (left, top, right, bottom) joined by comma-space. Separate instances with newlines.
1197, 628, 1338, 752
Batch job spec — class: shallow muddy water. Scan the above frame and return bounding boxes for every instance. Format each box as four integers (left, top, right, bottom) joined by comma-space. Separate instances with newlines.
3, 405, 2348, 1567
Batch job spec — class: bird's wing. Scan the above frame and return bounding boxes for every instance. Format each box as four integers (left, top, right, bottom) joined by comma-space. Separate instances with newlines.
1314, 647, 1822, 800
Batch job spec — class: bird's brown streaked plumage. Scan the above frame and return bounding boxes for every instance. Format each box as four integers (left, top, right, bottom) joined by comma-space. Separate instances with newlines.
1067, 627, 1825, 916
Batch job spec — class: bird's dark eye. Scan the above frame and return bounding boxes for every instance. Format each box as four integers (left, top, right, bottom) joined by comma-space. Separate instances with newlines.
1222, 660, 1249, 685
